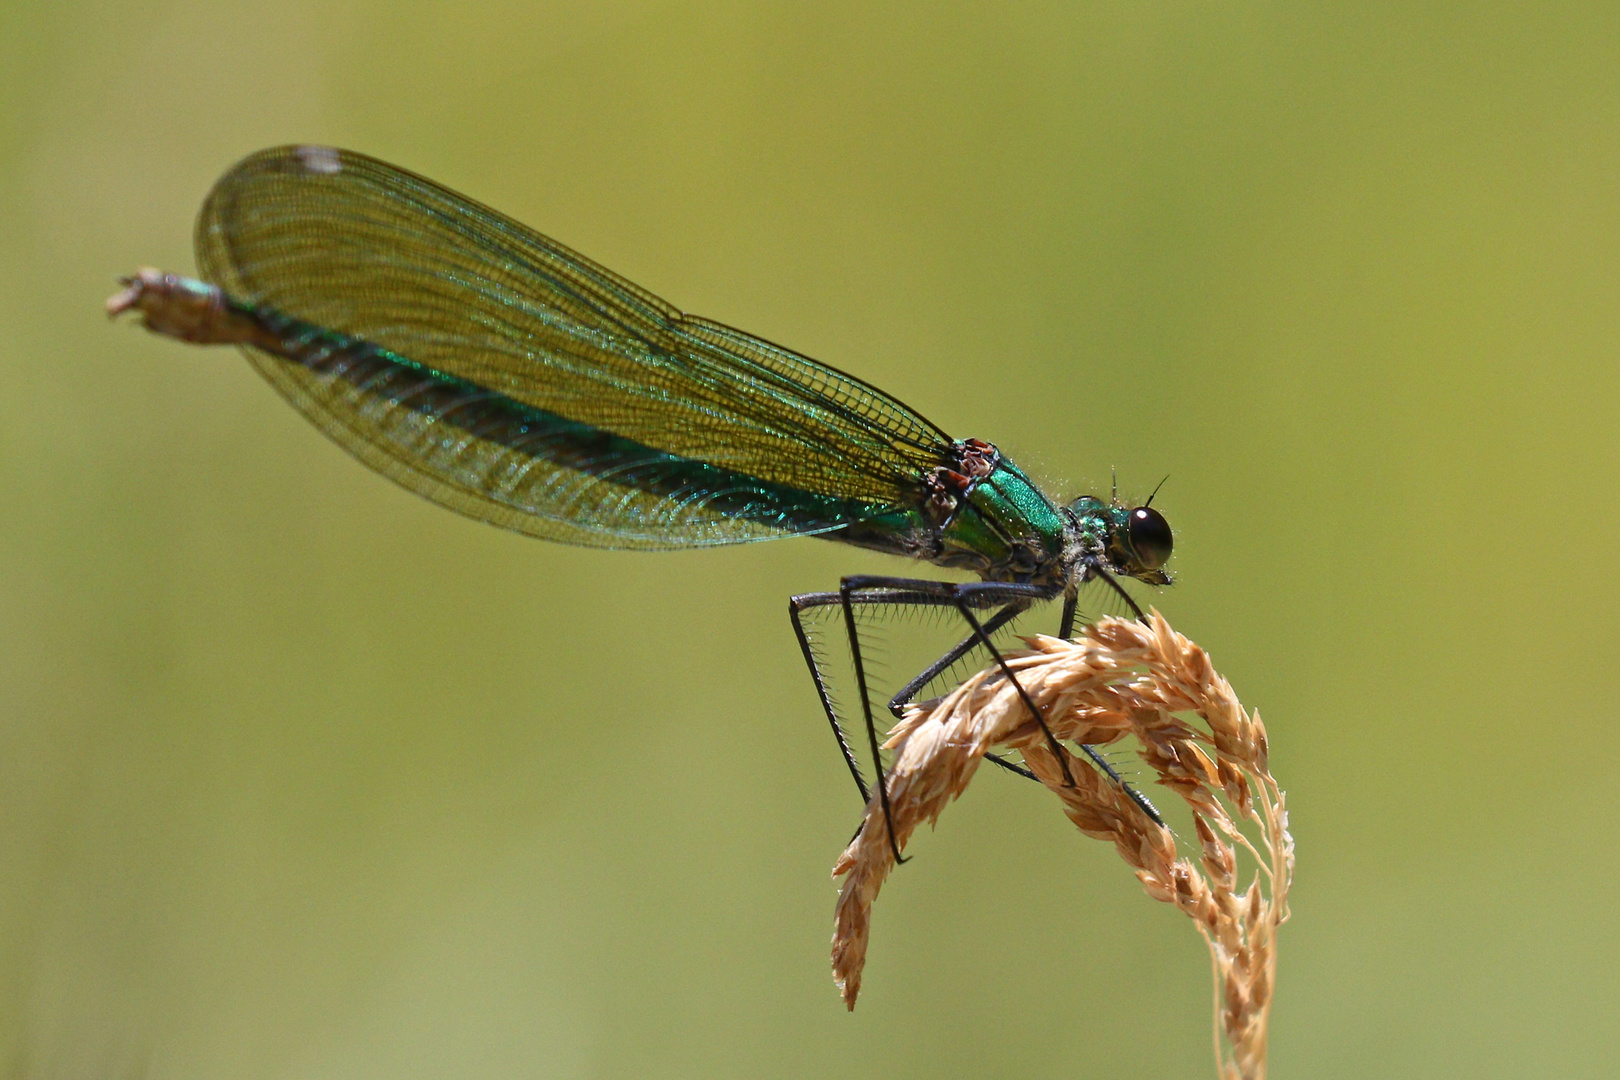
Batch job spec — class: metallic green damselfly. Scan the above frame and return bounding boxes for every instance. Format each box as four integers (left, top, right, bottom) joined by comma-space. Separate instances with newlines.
109, 146, 1174, 853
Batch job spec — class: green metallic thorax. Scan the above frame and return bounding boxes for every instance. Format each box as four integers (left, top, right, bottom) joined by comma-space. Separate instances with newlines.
935, 458, 1071, 583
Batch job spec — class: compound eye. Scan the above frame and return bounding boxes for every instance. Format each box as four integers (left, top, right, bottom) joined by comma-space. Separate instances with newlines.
1127, 507, 1173, 569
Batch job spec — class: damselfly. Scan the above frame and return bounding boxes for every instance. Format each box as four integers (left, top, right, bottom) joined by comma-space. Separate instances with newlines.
108, 146, 1175, 856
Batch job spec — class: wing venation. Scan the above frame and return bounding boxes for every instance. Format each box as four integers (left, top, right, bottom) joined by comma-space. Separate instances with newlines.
194, 145, 953, 549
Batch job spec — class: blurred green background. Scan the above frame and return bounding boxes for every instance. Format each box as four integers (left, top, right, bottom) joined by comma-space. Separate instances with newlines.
4, 2, 1618, 1077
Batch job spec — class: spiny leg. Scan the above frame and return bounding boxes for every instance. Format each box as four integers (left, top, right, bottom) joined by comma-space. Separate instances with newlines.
793, 576, 1164, 863
905, 581, 1127, 786
881, 601, 1038, 782
796, 578, 1047, 862
838, 576, 1070, 861
883, 601, 1030, 713
791, 591, 1040, 809
843, 576, 1165, 830
1090, 561, 1147, 620
839, 581, 910, 864
1074, 564, 1166, 823
955, 593, 1163, 824
945, 586, 1079, 787
789, 591, 870, 804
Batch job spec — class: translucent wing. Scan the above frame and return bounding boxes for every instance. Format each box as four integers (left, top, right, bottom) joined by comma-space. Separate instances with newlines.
194, 145, 952, 548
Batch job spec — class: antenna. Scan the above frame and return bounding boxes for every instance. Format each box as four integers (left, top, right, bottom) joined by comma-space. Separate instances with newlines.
1145, 475, 1169, 508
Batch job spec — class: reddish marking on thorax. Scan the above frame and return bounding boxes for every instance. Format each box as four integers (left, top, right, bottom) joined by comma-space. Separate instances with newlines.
922, 439, 1002, 525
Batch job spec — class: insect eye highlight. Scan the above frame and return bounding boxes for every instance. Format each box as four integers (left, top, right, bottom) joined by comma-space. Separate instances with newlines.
1127, 507, 1173, 569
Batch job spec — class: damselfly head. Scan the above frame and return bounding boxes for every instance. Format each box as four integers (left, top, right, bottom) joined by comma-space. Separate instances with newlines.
1066, 495, 1174, 586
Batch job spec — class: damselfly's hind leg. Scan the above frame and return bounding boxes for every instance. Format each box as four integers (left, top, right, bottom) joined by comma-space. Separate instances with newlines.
788, 590, 871, 806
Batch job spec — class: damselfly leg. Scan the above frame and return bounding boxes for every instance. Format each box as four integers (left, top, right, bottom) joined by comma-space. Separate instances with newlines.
789, 576, 1163, 863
